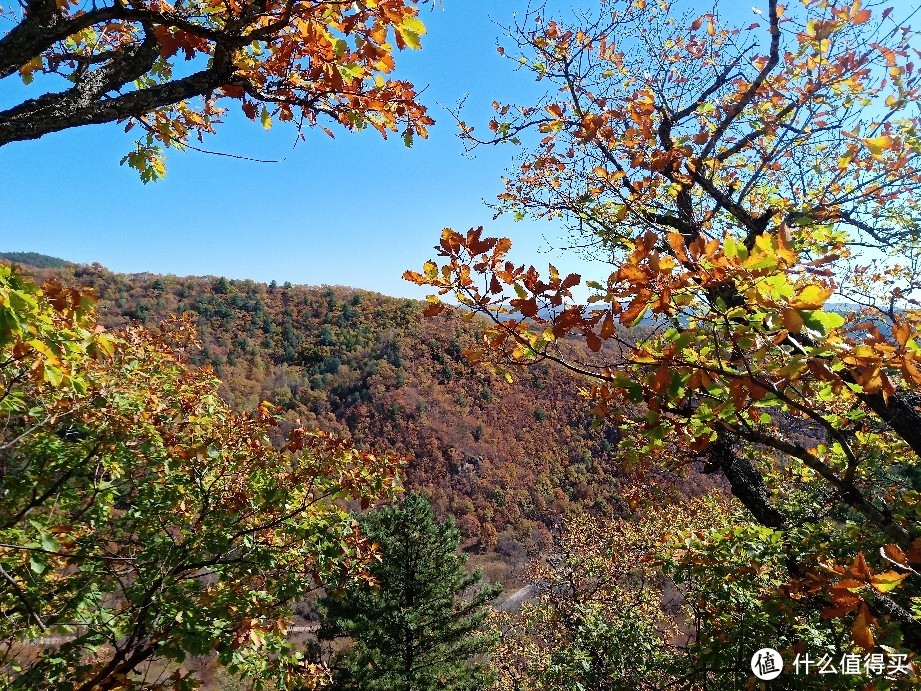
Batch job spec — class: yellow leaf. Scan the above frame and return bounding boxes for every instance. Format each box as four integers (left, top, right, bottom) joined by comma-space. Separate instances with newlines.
791, 284, 832, 310
776, 228, 797, 265
862, 135, 893, 160
19, 55, 42, 84
870, 570, 908, 593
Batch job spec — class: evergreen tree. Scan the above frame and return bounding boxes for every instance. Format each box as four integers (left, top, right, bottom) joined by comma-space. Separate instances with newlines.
319, 492, 502, 691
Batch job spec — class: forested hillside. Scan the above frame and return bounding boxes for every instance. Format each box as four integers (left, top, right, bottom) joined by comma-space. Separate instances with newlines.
0, 252, 71, 268
23, 260, 699, 563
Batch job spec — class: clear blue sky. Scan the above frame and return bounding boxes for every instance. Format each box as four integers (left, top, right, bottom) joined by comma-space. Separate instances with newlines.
0, 1, 762, 298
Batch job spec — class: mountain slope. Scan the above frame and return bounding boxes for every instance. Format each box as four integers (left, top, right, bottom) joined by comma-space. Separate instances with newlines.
0, 251, 73, 268
21, 261, 707, 567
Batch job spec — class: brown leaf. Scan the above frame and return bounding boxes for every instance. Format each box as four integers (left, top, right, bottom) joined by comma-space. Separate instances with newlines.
849, 552, 872, 580
882, 544, 908, 566
907, 538, 921, 564
516, 297, 538, 318
600, 311, 615, 340
422, 302, 446, 318
586, 331, 602, 352
822, 602, 859, 619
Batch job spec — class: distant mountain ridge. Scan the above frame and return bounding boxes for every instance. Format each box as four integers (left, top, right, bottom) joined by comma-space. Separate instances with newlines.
0, 251, 73, 269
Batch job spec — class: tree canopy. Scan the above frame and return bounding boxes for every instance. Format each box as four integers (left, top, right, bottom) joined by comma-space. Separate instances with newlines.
0, 0, 434, 180
0, 265, 401, 688
408, 0, 921, 656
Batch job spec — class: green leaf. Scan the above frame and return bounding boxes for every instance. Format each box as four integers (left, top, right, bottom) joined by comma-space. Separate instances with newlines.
397, 27, 423, 50
801, 310, 844, 335
40, 532, 59, 553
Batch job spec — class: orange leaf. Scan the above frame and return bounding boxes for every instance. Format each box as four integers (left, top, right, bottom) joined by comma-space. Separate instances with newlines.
852, 8, 871, 24
561, 273, 581, 291
666, 232, 689, 262
600, 311, 615, 340
782, 308, 804, 334
852, 604, 875, 651
620, 294, 649, 325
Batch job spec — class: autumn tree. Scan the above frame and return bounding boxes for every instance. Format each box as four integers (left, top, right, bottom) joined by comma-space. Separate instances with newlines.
493, 493, 893, 690
318, 492, 501, 691
491, 505, 683, 691
0, 264, 400, 689
0, 0, 433, 180
408, 0, 921, 658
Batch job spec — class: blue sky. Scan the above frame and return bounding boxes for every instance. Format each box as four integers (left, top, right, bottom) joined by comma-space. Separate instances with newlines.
0, 1, 763, 298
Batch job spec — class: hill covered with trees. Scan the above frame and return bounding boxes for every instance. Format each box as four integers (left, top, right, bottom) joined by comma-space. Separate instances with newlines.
0, 251, 72, 269
19, 261, 699, 571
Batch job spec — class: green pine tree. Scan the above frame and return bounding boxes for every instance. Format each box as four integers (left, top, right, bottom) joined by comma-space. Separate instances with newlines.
318, 492, 502, 691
